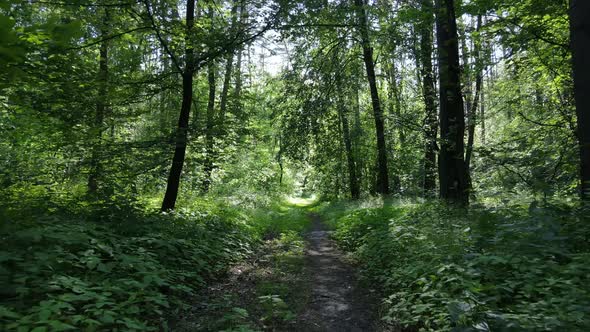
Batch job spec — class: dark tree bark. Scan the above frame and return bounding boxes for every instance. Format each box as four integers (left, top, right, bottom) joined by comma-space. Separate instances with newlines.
354, 0, 390, 195
570, 0, 590, 200
88, 8, 110, 197
161, 0, 196, 211
435, 0, 469, 204
418, 0, 438, 197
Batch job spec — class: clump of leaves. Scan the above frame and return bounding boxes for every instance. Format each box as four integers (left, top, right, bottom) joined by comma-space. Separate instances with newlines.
258, 295, 296, 327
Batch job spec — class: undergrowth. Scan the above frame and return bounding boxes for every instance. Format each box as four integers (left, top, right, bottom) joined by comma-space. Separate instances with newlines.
0, 194, 311, 331
321, 200, 590, 331
175, 202, 312, 331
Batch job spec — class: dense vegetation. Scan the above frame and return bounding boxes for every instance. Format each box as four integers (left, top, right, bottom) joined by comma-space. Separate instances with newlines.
1, 0, 589, 330
321, 200, 590, 331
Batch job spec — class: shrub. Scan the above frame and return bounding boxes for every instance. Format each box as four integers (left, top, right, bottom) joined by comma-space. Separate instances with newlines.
0, 205, 257, 331
327, 201, 590, 331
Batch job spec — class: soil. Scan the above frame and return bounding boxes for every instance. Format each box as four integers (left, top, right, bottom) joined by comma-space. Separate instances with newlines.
292, 213, 378, 332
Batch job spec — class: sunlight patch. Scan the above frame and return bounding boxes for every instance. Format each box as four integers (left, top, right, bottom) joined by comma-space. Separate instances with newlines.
286, 195, 317, 206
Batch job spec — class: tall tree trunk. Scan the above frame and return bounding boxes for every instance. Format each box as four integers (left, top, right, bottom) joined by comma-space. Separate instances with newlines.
418, 0, 438, 197
219, 0, 239, 124
336, 65, 360, 199
570, 0, 590, 200
480, 78, 486, 145
203, 58, 216, 193
435, 0, 469, 204
201, 7, 217, 193
465, 15, 483, 170
232, 0, 247, 117
354, 0, 390, 195
161, 0, 196, 211
88, 8, 110, 197
386, 58, 402, 193
352, 67, 363, 192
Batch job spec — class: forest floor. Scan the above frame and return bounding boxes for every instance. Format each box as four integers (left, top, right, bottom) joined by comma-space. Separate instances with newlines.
295, 212, 377, 331
174, 205, 379, 331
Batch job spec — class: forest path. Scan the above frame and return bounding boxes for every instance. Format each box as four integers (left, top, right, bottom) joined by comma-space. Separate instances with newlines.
293, 212, 377, 331
173, 203, 380, 331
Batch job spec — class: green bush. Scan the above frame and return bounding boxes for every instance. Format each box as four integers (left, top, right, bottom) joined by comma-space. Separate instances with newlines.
0, 204, 258, 331
327, 201, 590, 331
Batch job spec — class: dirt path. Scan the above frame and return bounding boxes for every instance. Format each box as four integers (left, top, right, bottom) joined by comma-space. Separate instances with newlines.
173, 208, 379, 331
294, 213, 377, 332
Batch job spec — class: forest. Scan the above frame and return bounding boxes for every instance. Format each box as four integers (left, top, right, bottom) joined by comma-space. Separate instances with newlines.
1, 0, 589, 331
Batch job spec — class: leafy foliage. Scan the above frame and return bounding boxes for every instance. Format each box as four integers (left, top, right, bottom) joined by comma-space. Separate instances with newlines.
325, 201, 590, 331
0, 201, 258, 331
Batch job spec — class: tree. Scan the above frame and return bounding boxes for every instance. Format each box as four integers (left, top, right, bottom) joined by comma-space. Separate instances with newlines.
464, 15, 483, 194
570, 0, 590, 200
354, 0, 390, 195
88, 7, 110, 197
203, 19, 217, 193
160, 0, 196, 211
418, 0, 438, 197
435, 0, 469, 204
336, 48, 361, 199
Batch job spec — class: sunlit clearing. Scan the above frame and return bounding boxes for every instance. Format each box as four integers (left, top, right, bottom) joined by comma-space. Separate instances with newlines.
286, 194, 318, 207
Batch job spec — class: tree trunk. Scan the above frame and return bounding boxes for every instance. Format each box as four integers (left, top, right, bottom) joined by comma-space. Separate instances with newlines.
386, 59, 402, 193
202, 58, 216, 193
352, 70, 363, 192
354, 0, 390, 195
161, 0, 196, 211
88, 8, 110, 197
570, 0, 590, 200
219, 0, 239, 124
480, 78, 486, 145
232, 0, 247, 117
336, 69, 361, 199
435, 0, 469, 204
465, 16, 483, 170
419, 0, 438, 197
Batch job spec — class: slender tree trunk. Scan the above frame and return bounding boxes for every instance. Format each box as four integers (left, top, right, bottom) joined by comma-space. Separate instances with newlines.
161, 0, 196, 211
277, 133, 283, 185
354, 0, 389, 195
88, 8, 110, 197
219, 56, 233, 124
465, 15, 483, 170
336, 66, 360, 199
570, 0, 590, 200
202, 57, 216, 193
386, 58, 402, 193
480, 78, 486, 145
352, 70, 363, 192
219, 0, 239, 124
435, 0, 469, 204
419, 0, 438, 197
389, 60, 405, 146
232, 0, 247, 117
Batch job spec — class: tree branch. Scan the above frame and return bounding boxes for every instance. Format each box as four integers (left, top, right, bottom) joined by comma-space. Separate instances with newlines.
141, 0, 183, 74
